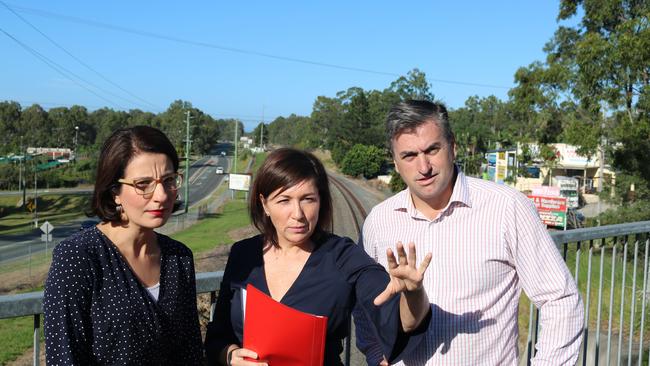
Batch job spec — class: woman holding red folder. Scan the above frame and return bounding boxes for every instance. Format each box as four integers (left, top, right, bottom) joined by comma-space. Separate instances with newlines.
205, 148, 432, 366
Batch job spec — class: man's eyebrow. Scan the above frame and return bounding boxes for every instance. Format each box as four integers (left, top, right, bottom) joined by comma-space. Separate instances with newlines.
398, 142, 441, 158
398, 150, 417, 158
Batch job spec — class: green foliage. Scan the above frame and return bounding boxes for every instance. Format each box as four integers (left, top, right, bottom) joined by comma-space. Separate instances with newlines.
389, 170, 406, 192
266, 114, 313, 147
611, 112, 650, 184
0, 100, 229, 190
340, 144, 385, 179
387, 68, 435, 101
512, 0, 650, 212
249, 122, 269, 147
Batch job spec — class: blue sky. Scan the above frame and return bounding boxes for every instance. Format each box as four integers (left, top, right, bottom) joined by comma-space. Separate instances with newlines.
0, 1, 577, 131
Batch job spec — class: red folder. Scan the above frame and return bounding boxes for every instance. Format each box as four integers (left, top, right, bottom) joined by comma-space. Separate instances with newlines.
243, 284, 328, 366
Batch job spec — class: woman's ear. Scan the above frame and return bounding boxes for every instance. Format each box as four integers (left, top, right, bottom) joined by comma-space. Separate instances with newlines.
111, 189, 122, 205
260, 194, 270, 216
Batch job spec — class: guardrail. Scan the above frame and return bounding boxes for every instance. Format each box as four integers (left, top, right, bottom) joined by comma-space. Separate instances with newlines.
0, 271, 225, 366
525, 221, 650, 365
1, 221, 649, 365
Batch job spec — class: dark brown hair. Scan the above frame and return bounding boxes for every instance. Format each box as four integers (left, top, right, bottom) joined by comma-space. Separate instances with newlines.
91, 125, 179, 222
386, 99, 454, 154
249, 148, 332, 246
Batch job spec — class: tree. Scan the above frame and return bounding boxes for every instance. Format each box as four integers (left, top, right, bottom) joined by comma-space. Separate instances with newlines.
340, 144, 385, 179
250, 122, 269, 147
310, 96, 342, 149
388, 68, 435, 101
21, 104, 50, 147
0, 101, 22, 154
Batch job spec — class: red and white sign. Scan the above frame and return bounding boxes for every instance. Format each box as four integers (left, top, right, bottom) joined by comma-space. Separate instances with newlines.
528, 195, 568, 229
528, 195, 567, 212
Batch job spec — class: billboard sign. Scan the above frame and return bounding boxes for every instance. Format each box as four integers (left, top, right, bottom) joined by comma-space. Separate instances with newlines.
229, 174, 251, 191
528, 195, 567, 229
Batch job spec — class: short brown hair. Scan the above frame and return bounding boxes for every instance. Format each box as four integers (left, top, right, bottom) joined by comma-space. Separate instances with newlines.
386, 99, 454, 154
91, 126, 179, 223
249, 148, 332, 246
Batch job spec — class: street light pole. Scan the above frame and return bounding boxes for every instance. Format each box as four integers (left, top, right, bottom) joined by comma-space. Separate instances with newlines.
184, 110, 191, 213
21, 137, 26, 210
233, 120, 238, 173
73, 126, 79, 161
34, 164, 38, 228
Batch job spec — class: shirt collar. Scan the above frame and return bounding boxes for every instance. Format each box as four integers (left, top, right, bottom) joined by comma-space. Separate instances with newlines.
398, 166, 472, 220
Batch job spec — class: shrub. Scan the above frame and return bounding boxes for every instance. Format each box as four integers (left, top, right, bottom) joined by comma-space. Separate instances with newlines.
340, 144, 385, 179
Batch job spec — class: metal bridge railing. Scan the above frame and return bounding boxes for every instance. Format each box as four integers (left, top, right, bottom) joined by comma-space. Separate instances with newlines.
524, 221, 650, 365
1, 221, 649, 365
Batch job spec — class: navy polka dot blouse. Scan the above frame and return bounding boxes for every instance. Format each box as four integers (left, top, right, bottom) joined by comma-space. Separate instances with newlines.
43, 226, 204, 365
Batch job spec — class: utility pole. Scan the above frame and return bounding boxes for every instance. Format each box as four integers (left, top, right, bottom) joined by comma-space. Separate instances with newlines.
184, 110, 192, 213
260, 123, 264, 149
595, 107, 606, 224
233, 120, 238, 173
73, 126, 79, 161
20, 136, 26, 210
260, 105, 265, 149
34, 165, 38, 228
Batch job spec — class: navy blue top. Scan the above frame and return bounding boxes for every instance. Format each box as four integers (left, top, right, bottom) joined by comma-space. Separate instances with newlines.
204, 234, 428, 365
43, 226, 204, 365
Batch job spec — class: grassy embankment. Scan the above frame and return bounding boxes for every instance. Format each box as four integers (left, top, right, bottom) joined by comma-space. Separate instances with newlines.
0, 195, 91, 236
171, 153, 266, 253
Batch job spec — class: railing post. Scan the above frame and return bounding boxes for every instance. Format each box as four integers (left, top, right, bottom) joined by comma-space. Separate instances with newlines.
595, 238, 606, 366
33, 313, 40, 366
606, 245, 617, 366
617, 237, 629, 364
582, 240, 593, 365
627, 237, 640, 366
638, 238, 648, 366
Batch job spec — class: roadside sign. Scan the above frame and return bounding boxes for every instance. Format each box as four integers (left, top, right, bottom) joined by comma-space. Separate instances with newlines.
40, 220, 54, 254
229, 174, 251, 191
528, 195, 567, 229
40, 221, 54, 234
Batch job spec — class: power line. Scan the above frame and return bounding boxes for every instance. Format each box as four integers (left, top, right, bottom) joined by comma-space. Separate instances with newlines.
1, 0, 161, 111
8, 3, 510, 90
0, 27, 126, 109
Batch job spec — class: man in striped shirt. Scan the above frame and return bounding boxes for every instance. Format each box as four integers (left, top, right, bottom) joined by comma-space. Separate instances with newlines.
354, 100, 583, 365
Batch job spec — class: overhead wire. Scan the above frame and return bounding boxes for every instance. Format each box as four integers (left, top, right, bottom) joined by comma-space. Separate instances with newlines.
7, 3, 510, 90
0, 27, 126, 109
0, 0, 161, 111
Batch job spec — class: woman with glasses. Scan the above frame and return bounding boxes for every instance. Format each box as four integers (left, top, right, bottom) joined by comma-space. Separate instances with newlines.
43, 126, 203, 365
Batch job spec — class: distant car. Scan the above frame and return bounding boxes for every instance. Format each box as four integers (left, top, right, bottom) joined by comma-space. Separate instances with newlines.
220, 151, 226, 156
216, 166, 224, 174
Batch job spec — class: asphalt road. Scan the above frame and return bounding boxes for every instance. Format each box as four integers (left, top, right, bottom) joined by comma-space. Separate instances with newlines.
0, 144, 232, 265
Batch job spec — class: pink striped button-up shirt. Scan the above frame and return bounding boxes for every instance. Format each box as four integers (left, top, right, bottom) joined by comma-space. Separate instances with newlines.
355, 171, 583, 365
